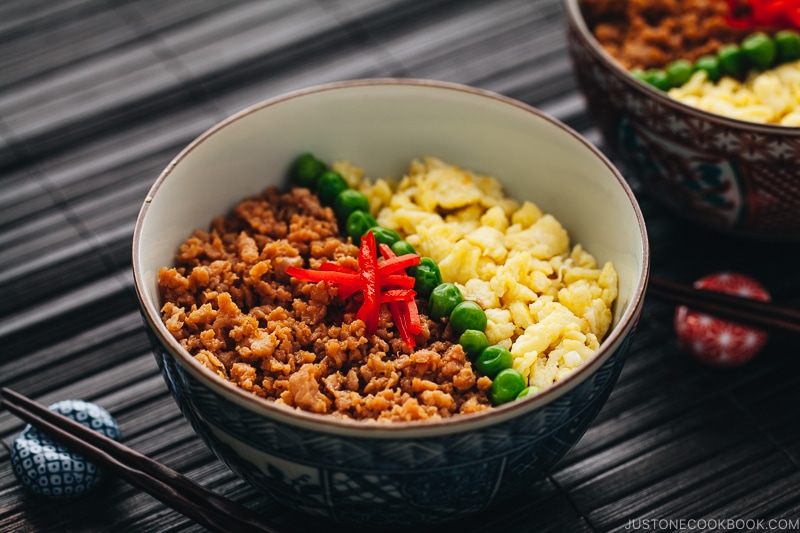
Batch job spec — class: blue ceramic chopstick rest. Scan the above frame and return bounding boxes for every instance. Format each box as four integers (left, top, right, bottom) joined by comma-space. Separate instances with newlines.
10, 400, 121, 499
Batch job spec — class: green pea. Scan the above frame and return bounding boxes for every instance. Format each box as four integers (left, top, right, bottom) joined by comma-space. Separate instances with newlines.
665, 59, 693, 87
475, 345, 513, 378
371, 226, 402, 248
491, 368, 527, 405
290, 152, 326, 188
428, 283, 463, 321
449, 300, 486, 334
459, 329, 489, 360
334, 189, 370, 222
316, 170, 349, 206
693, 55, 722, 83
516, 386, 541, 400
742, 32, 776, 70
630, 68, 647, 82
410, 257, 441, 297
718, 44, 744, 77
391, 240, 416, 256
643, 69, 670, 91
776, 30, 800, 62
346, 210, 377, 245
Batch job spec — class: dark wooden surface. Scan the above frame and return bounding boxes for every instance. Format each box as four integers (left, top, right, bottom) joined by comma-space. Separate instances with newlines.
2, 1, 800, 531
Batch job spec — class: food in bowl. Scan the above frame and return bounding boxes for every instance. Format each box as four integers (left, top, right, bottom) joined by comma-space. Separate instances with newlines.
156, 155, 618, 422
567, 0, 800, 238
667, 59, 800, 125
133, 79, 648, 525
580, 0, 749, 71
579, 0, 800, 124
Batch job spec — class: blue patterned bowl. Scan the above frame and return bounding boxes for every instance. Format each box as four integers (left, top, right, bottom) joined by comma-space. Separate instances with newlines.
564, 0, 800, 240
132, 79, 648, 526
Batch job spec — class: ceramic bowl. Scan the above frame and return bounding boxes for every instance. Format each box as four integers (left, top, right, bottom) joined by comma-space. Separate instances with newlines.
132, 79, 648, 526
564, 0, 800, 240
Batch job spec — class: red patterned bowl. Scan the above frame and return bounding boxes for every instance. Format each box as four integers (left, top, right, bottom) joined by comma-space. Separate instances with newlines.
563, 0, 800, 240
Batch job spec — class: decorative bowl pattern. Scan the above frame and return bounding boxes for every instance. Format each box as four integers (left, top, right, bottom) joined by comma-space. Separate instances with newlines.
132, 79, 649, 525
563, 0, 800, 240
149, 327, 631, 524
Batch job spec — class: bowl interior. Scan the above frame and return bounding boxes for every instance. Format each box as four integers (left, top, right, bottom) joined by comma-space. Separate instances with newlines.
134, 80, 648, 421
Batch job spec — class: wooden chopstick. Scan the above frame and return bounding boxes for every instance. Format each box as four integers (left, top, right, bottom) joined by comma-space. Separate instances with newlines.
0, 388, 283, 533
647, 275, 800, 337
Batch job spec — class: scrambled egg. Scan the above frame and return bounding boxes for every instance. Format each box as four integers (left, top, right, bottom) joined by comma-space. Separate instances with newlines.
668, 59, 800, 126
340, 157, 618, 391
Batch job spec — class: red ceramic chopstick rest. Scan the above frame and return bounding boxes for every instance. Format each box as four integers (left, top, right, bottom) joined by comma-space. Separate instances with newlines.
674, 271, 771, 367
10, 399, 122, 499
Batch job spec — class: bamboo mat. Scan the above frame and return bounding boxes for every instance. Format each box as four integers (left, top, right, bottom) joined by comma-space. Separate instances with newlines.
2, 1, 800, 531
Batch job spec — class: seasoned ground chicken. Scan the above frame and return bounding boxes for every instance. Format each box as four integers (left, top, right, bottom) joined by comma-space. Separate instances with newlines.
580, 0, 753, 70
158, 187, 492, 422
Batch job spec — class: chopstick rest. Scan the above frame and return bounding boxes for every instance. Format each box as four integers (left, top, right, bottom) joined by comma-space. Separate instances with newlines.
2, 388, 281, 533
10, 399, 121, 499
672, 271, 771, 367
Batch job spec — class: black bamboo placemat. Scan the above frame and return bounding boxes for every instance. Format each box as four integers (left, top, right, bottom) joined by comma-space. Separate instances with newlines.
2, 1, 799, 531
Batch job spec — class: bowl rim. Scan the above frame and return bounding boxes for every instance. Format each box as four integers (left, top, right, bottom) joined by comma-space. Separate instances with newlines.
563, 0, 800, 135
132, 77, 650, 438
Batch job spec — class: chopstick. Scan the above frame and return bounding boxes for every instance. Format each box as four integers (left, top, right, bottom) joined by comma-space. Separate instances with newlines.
0, 388, 283, 533
647, 275, 800, 337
